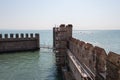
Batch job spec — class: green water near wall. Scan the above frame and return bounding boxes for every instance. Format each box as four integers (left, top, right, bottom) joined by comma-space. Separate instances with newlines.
0, 30, 119, 80
0, 49, 63, 80
0, 30, 63, 80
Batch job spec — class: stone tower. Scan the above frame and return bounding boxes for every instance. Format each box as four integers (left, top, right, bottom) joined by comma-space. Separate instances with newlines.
53, 24, 73, 69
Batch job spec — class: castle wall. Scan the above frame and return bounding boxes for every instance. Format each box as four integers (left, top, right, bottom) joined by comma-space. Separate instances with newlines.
67, 50, 83, 80
106, 52, 120, 80
53, 24, 120, 80
0, 33, 40, 53
68, 37, 107, 79
53, 24, 68, 68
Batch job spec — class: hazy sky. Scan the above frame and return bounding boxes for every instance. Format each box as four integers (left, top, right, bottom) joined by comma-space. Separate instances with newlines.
0, 0, 120, 30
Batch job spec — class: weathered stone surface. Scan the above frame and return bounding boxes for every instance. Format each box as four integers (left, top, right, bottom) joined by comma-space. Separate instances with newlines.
26, 33, 28, 38
53, 24, 120, 80
107, 52, 120, 67
106, 52, 120, 80
16, 34, 19, 38
66, 24, 73, 39
93, 46, 107, 73
21, 33, 24, 38
53, 24, 73, 68
84, 43, 95, 72
5, 34, 8, 38
10, 34, 14, 38
30, 33, 33, 38
60, 24, 66, 31
0, 34, 2, 38
0, 33, 40, 53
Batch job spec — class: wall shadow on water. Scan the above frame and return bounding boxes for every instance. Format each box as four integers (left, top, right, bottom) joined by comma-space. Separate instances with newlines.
39, 48, 63, 80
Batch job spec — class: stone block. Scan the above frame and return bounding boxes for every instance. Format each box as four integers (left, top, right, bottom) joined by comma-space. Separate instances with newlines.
93, 46, 107, 73
5, 34, 8, 38
106, 52, 120, 80
0, 34, 2, 38
16, 34, 19, 38
107, 52, 120, 67
26, 34, 28, 38
30, 33, 33, 38
21, 33, 24, 38
10, 34, 14, 38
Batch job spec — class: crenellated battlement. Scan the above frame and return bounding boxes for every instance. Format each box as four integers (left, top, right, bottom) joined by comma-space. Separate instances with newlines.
0, 33, 39, 39
0, 33, 40, 53
53, 24, 120, 80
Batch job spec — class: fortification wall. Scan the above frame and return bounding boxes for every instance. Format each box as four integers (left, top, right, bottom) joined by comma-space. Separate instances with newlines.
69, 37, 107, 79
106, 52, 120, 80
53, 24, 120, 80
68, 37, 120, 80
53, 24, 72, 68
0, 33, 40, 53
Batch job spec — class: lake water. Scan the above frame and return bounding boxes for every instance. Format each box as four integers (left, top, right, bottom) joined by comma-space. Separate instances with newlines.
73, 30, 120, 54
0, 30, 119, 80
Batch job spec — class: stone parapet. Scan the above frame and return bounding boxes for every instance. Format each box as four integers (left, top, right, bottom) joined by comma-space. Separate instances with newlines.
0, 33, 40, 53
53, 24, 120, 80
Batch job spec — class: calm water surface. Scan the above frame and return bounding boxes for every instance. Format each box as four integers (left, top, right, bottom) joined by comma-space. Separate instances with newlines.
73, 30, 120, 54
0, 30, 63, 80
0, 30, 119, 80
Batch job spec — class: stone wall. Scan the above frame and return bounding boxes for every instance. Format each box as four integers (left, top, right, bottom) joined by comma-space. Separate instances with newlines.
53, 24, 120, 80
68, 36, 120, 80
69, 37, 107, 79
106, 52, 120, 80
0, 33, 40, 53
53, 24, 72, 68
69, 34, 120, 80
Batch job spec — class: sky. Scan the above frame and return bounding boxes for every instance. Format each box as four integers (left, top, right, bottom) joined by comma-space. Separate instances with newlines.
0, 0, 120, 30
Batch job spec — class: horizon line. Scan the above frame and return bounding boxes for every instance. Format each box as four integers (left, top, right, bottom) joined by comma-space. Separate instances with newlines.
0, 29, 120, 30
